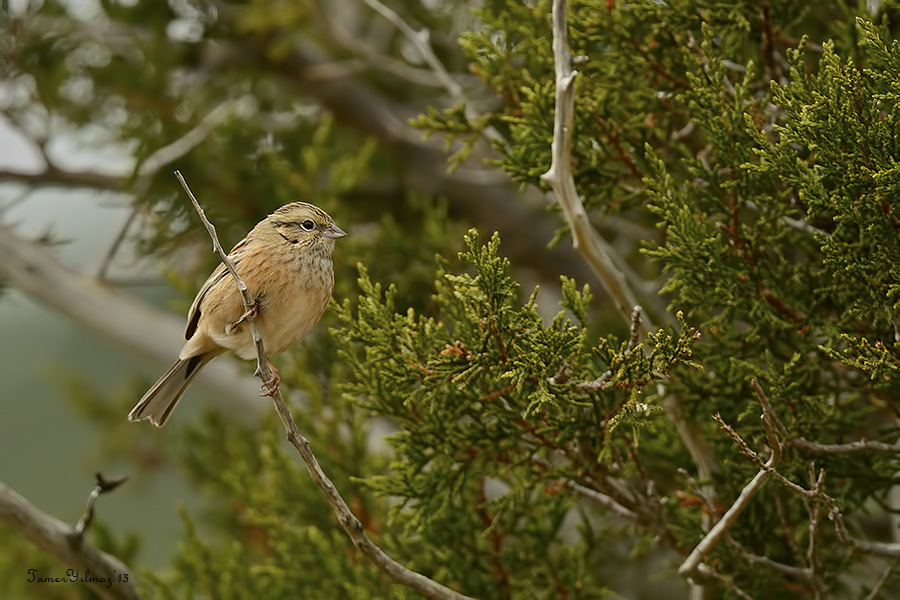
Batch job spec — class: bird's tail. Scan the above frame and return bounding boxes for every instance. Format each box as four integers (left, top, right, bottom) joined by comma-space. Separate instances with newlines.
128, 354, 215, 427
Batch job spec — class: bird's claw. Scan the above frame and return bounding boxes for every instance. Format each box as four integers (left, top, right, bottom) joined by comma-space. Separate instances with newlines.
260, 361, 281, 397
228, 300, 259, 333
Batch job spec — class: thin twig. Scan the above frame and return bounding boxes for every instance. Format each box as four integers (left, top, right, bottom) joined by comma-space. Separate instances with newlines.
678, 467, 718, 521
788, 437, 900, 455
753, 378, 900, 454
70, 473, 129, 543
679, 410, 780, 581
806, 466, 825, 600
178, 173, 473, 600
360, 0, 464, 102
532, 456, 639, 522
174, 170, 261, 375
97, 206, 139, 280
864, 558, 898, 600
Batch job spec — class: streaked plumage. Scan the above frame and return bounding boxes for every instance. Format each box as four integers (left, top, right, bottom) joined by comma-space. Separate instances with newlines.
128, 202, 346, 427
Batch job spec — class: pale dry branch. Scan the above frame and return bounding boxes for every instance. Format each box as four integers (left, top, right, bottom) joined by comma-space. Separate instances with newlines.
0, 480, 138, 600
543, 0, 720, 506
625, 305, 642, 355
725, 536, 813, 581
178, 173, 474, 600
679, 447, 776, 580
753, 378, 900, 454
540, 0, 649, 337
788, 437, 900, 455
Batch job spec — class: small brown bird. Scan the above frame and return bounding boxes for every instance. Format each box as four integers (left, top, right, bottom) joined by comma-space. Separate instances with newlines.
128, 202, 346, 427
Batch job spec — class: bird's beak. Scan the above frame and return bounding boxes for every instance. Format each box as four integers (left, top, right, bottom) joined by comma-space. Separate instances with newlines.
323, 222, 347, 239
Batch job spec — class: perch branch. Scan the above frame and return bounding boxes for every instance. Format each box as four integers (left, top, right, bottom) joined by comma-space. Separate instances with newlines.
178, 173, 473, 600
0, 480, 138, 600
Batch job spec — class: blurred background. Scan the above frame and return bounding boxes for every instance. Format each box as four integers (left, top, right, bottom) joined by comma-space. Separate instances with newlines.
0, 0, 597, 575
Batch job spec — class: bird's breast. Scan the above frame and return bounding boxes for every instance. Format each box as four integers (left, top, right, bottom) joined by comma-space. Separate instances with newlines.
231, 254, 334, 359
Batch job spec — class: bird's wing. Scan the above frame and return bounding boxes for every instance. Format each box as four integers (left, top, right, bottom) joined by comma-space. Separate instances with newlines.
184, 236, 251, 339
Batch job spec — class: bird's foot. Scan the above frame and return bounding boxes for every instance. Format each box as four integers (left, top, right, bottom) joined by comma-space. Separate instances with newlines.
260, 360, 281, 397
227, 300, 259, 333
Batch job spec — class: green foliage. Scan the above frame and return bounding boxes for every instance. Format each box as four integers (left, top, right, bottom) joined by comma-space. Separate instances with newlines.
333, 230, 700, 596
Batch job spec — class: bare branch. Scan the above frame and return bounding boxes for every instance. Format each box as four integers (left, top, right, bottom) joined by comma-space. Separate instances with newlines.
754, 378, 900, 454
864, 558, 898, 600
626, 305, 642, 355
531, 456, 640, 522
139, 98, 255, 181
542, 2, 719, 511
96, 205, 140, 280
725, 536, 813, 581
679, 404, 786, 582
0, 167, 122, 191
179, 173, 474, 600
788, 436, 900, 455
0, 480, 138, 600
679, 448, 776, 580
540, 0, 652, 337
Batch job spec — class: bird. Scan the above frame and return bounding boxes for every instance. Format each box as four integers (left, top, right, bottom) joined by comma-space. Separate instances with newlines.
128, 202, 346, 427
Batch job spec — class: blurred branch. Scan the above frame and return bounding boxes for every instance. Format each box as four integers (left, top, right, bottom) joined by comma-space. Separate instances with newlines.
179, 174, 474, 600
0, 220, 261, 406
136, 97, 256, 182
223, 32, 599, 288
0, 480, 138, 600
359, 0, 464, 102
0, 167, 121, 191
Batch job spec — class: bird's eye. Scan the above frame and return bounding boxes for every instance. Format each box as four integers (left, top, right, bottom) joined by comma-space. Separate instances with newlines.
300, 220, 315, 231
